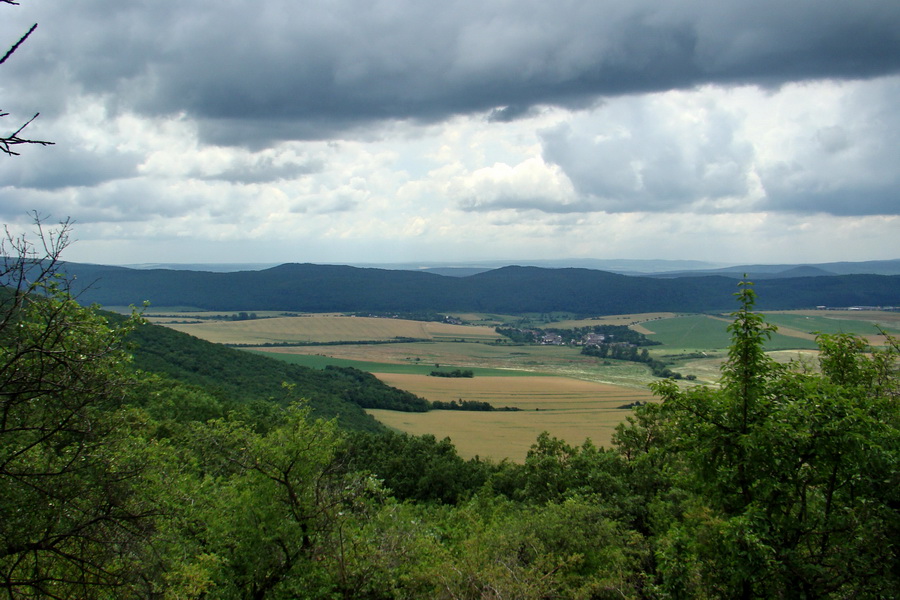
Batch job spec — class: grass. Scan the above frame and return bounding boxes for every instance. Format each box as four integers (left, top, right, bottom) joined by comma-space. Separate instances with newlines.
250, 342, 664, 388
762, 311, 900, 341
642, 314, 819, 351
244, 349, 530, 377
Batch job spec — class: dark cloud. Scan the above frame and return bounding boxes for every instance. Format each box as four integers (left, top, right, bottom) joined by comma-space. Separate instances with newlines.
487, 105, 540, 123
759, 165, 900, 216
199, 155, 324, 184
0, 178, 179, 223
759, 187, 900, 217
6, 0, 900, 145
0, 144, 141, 190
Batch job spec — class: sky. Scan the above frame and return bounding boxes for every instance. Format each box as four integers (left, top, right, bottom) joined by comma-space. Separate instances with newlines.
1, 0, 899, 267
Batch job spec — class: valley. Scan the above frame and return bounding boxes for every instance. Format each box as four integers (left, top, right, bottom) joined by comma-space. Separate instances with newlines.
142, 307, 899, 460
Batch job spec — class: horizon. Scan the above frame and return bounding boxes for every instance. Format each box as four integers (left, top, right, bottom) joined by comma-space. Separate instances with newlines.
82, 256, 900, 275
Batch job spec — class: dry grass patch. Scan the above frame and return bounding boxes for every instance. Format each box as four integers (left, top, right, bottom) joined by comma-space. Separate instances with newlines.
370, 373, 654, 461
162, 315, 502, 345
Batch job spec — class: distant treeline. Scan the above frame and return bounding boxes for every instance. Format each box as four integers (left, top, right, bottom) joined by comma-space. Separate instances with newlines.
323, 366, 515, 412
429, 369, 474, 378
350, 311, 461, 323
432, 399, 520, 412
581, 343, 693, 379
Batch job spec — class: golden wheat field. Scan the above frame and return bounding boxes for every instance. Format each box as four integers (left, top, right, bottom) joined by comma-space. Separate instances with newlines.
162, 315, 502, 345
369, 374, 654, 461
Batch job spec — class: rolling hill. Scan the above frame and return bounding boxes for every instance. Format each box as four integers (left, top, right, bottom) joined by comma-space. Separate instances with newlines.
58, 262, 900, 315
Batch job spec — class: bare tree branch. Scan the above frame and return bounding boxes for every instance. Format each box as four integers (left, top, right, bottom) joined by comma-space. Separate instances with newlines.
0, 22, 35, 65
0, 112, 54, 155
1, 10, 54, 155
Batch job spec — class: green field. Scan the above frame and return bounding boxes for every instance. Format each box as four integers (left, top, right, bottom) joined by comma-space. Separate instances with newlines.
252, 341, 665, 388
762, 311, 900, 338
245, 349, 531, 377
642, 314, 819, 350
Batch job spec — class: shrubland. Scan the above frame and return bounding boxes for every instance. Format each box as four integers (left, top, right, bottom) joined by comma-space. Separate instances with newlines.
1, 222, 898, 598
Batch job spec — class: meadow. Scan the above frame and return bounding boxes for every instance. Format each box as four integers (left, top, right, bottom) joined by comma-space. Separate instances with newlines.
762, 310, 900, 343
151, 308, 897, 460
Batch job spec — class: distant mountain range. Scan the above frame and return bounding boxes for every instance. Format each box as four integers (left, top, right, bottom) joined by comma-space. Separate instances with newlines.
55, 260, 900, 315
642, 259, 900, 279
123, 258, 900, 278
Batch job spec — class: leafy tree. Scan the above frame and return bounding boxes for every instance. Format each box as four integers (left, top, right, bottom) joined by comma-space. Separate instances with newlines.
0, 218, 152, 597
633, 282, 900, 598
340, 430, 491, 504
149, 402, 388, 600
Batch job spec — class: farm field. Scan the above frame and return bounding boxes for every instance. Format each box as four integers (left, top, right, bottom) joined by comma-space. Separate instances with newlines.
762, 310, 900, 344
368, 374, 653, 461
150, 308, 896, 459
548, 312, 677, 334
257, 341, 664, 388
639, 314, 819, 351
160, 314, 502, 345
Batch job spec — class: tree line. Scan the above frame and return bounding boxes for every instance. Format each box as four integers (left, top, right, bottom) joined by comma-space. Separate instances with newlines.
581, 343, 692, 379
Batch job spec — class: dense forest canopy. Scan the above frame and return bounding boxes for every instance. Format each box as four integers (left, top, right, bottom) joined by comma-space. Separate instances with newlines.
52, 260, 900, 315
1, 219, 898, 599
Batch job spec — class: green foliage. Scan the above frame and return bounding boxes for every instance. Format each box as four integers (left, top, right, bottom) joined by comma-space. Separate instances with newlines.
583, 343, 684, 378
324, 365, 431, 412
165, 405, 353, 598
494, 326, 537, 343
0, 223, 154, 597
429, 368, 475, 378
388, 493, 647, 600
127, 321, 389, 431
634, 281, 900, 598
431, 398, 518, 411
339, 431, 492, 504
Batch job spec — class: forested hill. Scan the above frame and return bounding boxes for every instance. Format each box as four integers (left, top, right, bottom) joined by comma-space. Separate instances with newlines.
62, 262, 900, 313
125, 318, 401, 432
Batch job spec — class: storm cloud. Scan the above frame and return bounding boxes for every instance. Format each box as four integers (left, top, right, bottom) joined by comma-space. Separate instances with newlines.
1, 0, 898, 265
7, 0, 900, 143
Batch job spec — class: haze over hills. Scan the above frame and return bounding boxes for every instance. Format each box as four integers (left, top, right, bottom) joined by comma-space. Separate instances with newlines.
55, 260, 900, 315
121, 258, 900, 278
645, 259, 900, 279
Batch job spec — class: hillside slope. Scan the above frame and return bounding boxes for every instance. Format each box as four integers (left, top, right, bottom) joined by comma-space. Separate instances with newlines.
126, 319, 404, 432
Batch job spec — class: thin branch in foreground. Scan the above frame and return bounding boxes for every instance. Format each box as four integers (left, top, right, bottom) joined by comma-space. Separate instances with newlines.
0, 22, 36, 65
1, 112, 55, 155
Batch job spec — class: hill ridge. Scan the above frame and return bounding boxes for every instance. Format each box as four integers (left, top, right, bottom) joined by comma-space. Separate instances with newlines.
57, 262, 899, 315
